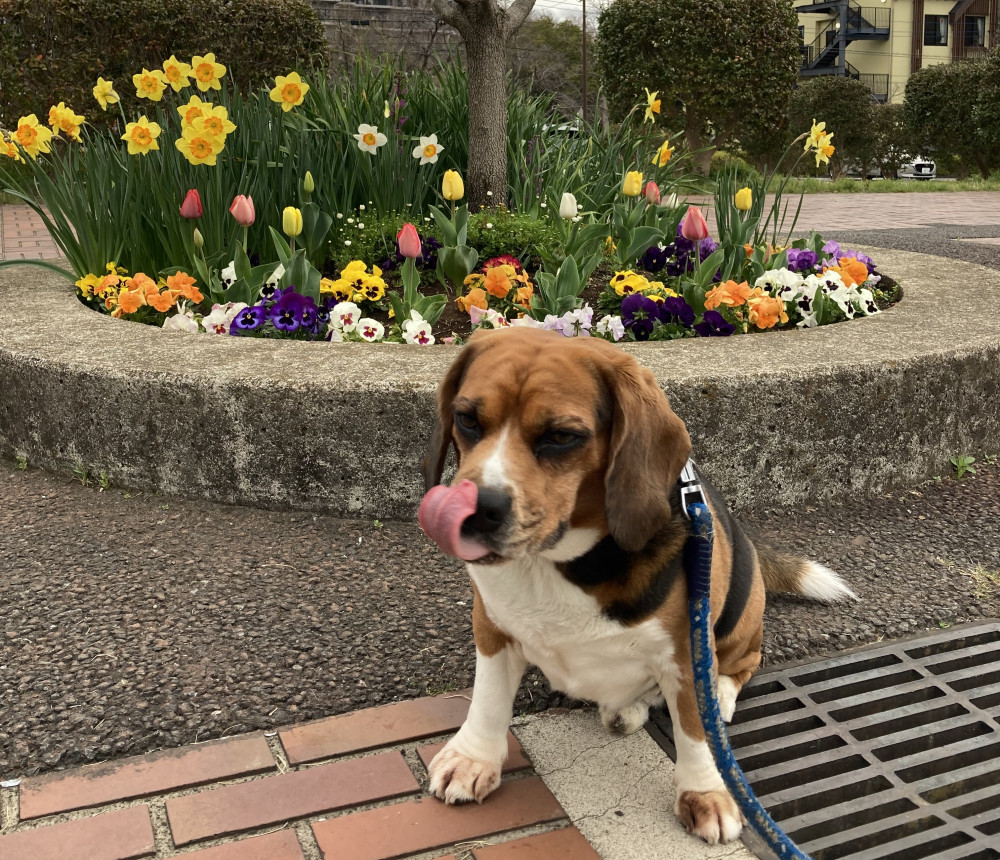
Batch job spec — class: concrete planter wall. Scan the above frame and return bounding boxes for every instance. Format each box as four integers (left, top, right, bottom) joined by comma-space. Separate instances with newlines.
2, 247, 999, 519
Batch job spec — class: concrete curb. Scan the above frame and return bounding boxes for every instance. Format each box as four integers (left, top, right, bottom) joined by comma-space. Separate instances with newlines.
2, 247, 999, 519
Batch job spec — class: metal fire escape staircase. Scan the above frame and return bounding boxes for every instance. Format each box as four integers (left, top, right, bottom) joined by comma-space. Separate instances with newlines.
798, 0, 891, 101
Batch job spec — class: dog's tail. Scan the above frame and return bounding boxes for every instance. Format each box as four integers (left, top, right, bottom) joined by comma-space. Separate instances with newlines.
756, 543, 857, 602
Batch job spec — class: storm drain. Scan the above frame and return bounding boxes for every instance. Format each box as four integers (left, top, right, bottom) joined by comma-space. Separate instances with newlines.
647, 620, 1000, 860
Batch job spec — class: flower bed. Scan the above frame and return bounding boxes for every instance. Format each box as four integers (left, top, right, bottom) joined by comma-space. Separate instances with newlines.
0, 56, 892, 346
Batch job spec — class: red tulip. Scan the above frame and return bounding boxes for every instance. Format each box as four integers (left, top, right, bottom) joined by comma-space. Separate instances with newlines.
681, 206, 709, 242
643, 181, 660, 205
179, 189, 202, 219
229, 194, 255, 227
397, 223, 422, 259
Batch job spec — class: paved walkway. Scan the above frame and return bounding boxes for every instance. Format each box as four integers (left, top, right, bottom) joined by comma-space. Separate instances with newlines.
0, 206, 61, 262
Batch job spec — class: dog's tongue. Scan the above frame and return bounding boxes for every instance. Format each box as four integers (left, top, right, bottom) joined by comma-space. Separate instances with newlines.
418, 480, 491, 561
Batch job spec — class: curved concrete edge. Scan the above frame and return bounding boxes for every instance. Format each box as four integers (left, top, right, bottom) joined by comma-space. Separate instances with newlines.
2, 247, 999, 519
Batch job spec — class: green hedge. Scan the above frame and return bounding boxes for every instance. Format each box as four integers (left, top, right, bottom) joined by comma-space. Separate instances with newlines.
0, 0, 328, 128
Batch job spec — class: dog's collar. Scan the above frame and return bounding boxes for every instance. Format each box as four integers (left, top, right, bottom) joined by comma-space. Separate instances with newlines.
678, 458, 704, 519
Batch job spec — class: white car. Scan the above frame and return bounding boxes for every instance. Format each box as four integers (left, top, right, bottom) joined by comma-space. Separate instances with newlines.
898, 155, 936, 180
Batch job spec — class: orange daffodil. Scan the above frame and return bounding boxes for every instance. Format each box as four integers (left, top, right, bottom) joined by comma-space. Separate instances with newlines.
48, 102, 85, 142
93, 77, 120, 111
0, 133, 23, 163
269, 72, 309, 112
191, 53, 227, 92
175, 95, 236, 166
13, 114, 53, 160
162, 55, 193, 92
133, 68, 167, 101
122, 116, 161, 156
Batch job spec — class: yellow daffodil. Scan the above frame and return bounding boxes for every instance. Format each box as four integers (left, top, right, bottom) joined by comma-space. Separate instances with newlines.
175, 121, 224, 166
178, 95, 211, 128
47, 102, 85, 142
805, 119, 828, 150
652, 139, 674, 168
734, 187, 753, 211
162, 55, 193, 92
191, 53, 227, 92
133, 68, 167, 101
813, 133, 835, 167
199, 104, 237, 140
269, 72, 309, 112
644, 88, 661, 123
0, 133, 24, 163
93, 77, 120, 111
122, 116, 161, 156
622, 170, 643, 197
14, 114, 53, 160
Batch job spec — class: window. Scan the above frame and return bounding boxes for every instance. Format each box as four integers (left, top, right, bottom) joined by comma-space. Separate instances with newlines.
965, 15, 986, 47
924, 14, 948, 46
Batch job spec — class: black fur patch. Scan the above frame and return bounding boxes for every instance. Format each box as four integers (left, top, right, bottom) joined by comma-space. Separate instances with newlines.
702, 477, 755, 640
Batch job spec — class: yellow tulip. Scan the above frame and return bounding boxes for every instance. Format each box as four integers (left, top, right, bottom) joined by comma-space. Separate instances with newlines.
622, 170, 643, 197
442, 169, 464, 201
734, 187, 753, 211
303, 171, 315, 194
282, 206, 303, 238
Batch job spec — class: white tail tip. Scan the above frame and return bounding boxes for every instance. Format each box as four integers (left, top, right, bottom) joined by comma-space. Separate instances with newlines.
800, 561, 858, 602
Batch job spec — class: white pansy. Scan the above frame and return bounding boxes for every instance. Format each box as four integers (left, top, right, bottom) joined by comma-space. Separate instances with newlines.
357, 318, 385, 342
332, 301, 361, 332
266, 264, 284, 288
221, 261, 236, 287
402, 309, 435, 345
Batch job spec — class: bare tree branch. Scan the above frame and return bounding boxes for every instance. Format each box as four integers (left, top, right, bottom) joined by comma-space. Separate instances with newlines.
431, 0, 468, 30
503, 0, 536, 37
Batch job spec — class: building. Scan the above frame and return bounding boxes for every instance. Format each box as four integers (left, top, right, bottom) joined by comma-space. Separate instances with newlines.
796, 0, 997, 103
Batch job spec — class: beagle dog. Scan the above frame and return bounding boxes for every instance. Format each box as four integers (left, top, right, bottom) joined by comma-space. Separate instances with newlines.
419, 326, 855, 845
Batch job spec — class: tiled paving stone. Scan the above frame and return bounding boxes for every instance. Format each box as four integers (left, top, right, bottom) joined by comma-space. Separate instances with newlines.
416, 732, 532, 775
177, 829, 305, 860
471, 826, 601, 858
0, 805, 155, 860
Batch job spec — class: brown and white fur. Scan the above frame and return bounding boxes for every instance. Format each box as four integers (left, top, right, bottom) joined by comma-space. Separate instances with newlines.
420, 327, 855, 845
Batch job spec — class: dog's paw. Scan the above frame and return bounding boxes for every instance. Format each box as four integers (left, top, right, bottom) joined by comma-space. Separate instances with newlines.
676, 789, 744, 845
716, 675, 740, 723
599, 700, 650, 735
428, 743, 502, 805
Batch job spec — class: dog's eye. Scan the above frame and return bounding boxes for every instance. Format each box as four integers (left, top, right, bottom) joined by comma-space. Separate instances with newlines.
454, 412, 481, 439
535, 429, 584, 457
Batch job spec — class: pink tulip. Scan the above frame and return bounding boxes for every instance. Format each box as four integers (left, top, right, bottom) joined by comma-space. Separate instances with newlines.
229, 194, 255, 227
179, 189, 202, 219
397, 223, 422, 259
643, 181, 660, 205
681, 206, 709, 242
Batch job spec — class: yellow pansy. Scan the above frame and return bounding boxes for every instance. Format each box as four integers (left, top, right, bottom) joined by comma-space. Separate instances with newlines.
93, 77, 120, 111
121, 116, 162, 156
191, 53, 227, 92
75, 273, 103, 298
269, 72, 309, 112
162, 55, 193, 92
14, 114, 53, 160
133, 68, 167, 101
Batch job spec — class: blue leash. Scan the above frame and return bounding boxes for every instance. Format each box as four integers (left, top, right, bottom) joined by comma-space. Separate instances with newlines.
682, 469, 811, 858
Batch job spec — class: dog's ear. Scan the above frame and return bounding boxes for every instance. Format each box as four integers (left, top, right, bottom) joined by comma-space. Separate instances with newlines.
598, 353, 691, 552
422, 330, 493, 491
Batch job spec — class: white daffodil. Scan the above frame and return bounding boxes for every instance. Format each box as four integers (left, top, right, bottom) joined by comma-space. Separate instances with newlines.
354, 123, 387, 155
412, 134, 443, 165
357, 318, 385, 342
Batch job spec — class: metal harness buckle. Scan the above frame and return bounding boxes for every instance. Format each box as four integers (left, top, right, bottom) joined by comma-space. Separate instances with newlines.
678, 458, 704, 519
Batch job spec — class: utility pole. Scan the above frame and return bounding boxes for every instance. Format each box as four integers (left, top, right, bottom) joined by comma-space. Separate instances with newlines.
581, 0, 588, 122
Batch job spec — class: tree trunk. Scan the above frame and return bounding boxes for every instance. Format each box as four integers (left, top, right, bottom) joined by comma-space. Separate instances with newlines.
685, 121, 714, 177
464, 30, 509, 209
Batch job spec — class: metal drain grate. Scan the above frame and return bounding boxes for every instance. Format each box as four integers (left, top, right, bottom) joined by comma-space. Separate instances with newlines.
647, 620, 1000, 860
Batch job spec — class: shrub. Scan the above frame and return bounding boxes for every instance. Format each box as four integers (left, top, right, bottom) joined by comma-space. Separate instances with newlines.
787, 75, 874, 177
466, 209, 560, 269
710, 151, 760, 183
0, 0, 328, 129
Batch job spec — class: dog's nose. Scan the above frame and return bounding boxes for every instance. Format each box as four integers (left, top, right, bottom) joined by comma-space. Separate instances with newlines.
466, 487, 512, 534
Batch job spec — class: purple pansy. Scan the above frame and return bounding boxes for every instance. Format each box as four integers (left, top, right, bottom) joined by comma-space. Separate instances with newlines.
641, 245, 667, 273
271, 290, 313, 332
621, 293, 662, 341
786, 248, 818, 273
661, 296, 695, 328
230, 304, 267, 334
693, 310, 734, 337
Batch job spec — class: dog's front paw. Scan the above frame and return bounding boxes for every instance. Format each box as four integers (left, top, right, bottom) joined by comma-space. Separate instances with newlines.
428, 743, 503, 804
599, 700, 650, 735
676, 789, 743, 844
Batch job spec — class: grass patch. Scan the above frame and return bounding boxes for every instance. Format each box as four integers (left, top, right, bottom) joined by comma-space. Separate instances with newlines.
768, 176, 1000, 194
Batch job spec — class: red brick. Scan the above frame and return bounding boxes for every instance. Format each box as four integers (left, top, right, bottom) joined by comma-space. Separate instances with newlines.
166, 750, 418, 846
280, 692, 471, 765
416, 733, 531, 775
311, 776, 565, 860
472, 827, 600, 859
179, 830, 304, 860
20, 734, 275, 819
0, 806, 154, 860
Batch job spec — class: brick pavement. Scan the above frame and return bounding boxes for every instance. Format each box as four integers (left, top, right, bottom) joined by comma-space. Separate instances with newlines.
0, 205, 63, 261
0, 693, 599, 860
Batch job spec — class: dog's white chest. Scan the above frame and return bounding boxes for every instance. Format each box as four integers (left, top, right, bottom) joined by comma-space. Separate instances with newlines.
469, 554, 676, 709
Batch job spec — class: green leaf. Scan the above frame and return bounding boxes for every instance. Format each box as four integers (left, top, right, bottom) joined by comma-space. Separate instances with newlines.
0, 259, 77, 281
